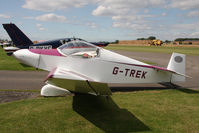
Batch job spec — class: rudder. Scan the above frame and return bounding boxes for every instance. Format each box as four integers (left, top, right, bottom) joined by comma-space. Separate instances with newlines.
167, 52, 186, 82
2, 23, 33, 47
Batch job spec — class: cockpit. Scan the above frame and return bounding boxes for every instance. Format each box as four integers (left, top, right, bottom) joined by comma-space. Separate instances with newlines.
58, 40, 100, 58
59, 38, 85, 45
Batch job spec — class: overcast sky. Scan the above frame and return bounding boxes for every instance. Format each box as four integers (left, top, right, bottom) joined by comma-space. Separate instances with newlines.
0, 0, 199, 41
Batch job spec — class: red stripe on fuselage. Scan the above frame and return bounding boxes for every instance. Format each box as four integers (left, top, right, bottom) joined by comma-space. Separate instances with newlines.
105, 60, 173, 73
44, 67, 57, 82
29, 49, 63, 56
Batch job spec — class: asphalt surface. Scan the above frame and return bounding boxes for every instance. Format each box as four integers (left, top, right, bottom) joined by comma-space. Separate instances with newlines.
0, 71, 47, 103
0, 71, 47, 90
0, 51, 198, 103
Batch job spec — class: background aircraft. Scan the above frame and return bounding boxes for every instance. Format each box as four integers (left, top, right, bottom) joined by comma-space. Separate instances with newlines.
0, 42, 11, 48
2, 23, 109, 53
12, 39, 187, 97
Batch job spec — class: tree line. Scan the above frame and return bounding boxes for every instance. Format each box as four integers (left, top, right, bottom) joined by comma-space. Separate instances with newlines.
137, 36, 156, 40
174, 38, 199, 41
137, 36, 199, 42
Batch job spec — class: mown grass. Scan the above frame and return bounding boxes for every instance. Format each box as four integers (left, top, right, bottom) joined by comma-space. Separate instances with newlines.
0, 48, 36, 70
106, 45, 199, 56
0, 89, 199, 133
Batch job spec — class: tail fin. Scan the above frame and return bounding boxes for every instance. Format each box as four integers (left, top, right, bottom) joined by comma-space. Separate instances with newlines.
2, 23, 33, 47
167, 53, 186, 82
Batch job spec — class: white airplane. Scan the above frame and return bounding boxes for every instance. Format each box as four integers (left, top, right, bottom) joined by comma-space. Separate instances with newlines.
12, 40, 188, 96
0, 42, 11, 47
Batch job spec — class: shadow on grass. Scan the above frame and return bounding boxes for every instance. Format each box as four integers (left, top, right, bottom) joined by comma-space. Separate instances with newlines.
19, 63, 32, 68
110, 85, 199, 94
19, 63, 43, 71
72, 94, 150, 133
159, 83, 199, 94
111, 86, 167, 92
176, 88, 199, 94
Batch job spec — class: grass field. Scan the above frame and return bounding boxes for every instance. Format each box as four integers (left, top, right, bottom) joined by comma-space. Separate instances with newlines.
106, 45, 199, 56
0, 89, 199, 133
0, 48, 36, 70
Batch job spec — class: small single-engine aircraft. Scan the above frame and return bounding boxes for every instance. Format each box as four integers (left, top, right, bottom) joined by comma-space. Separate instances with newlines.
0, 42, 11, 48
0, 42, 11, 46
12, 40, 188, 96
2, 23, 109, 53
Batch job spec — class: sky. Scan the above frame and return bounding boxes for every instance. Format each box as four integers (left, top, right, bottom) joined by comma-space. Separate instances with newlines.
0, 0, 199, 42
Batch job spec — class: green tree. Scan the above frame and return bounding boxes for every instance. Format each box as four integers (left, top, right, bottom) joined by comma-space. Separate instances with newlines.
137, 38, 146, 40
115, 40, 119, 44
165, 40, 170, 43
148, 36, 156, 40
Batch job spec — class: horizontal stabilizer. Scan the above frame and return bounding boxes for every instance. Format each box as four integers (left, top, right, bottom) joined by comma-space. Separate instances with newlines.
147, 65, 190, 78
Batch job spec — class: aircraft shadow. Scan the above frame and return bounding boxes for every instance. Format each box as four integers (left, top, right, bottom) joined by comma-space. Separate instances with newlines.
72, 94, 150, 133
111, 86, 168, 92
111, 86, 199, 94
19, 63, 32, 68
176, 88, 199, 94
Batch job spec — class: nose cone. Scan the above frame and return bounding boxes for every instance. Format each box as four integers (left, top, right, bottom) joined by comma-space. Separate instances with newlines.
13, 49, 40, 67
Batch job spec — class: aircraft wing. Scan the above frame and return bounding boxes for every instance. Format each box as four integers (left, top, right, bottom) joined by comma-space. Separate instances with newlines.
45, 67, 112, 96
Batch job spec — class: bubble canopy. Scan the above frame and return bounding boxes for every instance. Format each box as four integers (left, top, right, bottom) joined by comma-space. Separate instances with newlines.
58, 40, 98, 56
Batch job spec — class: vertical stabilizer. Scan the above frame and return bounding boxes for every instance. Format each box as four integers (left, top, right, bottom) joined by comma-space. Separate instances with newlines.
2, 23, 33, 46
167, 53, 186, 82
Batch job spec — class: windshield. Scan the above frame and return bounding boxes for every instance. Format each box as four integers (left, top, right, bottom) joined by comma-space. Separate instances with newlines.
60, 38, 86, 45
58, 40, 98, 56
